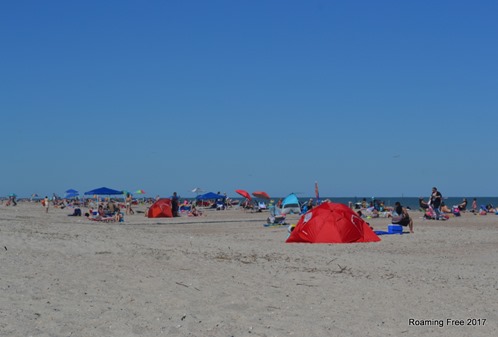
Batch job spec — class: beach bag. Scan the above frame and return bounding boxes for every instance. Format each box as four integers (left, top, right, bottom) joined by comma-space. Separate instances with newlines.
391, 215, 403, 224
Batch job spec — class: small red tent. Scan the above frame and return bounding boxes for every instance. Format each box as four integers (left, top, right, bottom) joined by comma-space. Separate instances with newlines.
286, 202, 380, 243
147, 198, 173, 218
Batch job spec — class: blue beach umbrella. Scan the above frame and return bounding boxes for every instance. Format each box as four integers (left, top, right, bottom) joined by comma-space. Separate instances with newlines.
84, 187, 123, 196
84, 187, 123, 203
65, 189, 79, 199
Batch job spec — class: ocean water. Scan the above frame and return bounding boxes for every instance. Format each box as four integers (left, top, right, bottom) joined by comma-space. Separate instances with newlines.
304, 196, 496, 211
242, 196, 497, 211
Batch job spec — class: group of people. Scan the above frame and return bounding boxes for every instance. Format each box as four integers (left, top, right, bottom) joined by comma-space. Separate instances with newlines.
356, 198, 414, 233
171, 192, 206, 217
27, 187, 488, 231
357, 187, 448, 233
418, 187, 483, 218
86, 202, 124, 222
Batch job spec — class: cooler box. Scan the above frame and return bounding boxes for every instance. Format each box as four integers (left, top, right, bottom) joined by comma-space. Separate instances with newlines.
388, 224, 403, 233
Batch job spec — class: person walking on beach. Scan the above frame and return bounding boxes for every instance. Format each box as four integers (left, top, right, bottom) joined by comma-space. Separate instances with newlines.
125, 193, 134, 215
171, 192, 179, 217
430, 187, 442, 220
44, 196, 49, 213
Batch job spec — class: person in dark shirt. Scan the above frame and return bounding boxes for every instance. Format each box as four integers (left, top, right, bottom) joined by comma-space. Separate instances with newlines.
394, 201, 414, 233
430, 187, 443, 220
171, 192, 179, 217
458, 198, 467, 211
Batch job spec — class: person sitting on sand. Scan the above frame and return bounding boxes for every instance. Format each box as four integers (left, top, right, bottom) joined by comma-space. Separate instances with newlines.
91, 205, 106, 220
188, 205, 203, 217
365, 206, 379, 218
115, 208, 123, 222
458, 198, 467, 212
419, 197, 429, 210
485, 204, 496, 213
393, 201, 414, 233
440, 202, 452, 213
356, 210, 374, 229
241, 198, 253, 210
107, 200, 116, 214
306, 198, 314, 211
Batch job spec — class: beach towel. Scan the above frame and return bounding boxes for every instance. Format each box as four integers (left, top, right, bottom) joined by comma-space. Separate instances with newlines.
374, 230, 405, 236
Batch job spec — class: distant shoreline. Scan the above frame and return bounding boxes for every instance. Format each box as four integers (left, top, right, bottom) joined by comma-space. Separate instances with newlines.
4, 195, 496, 212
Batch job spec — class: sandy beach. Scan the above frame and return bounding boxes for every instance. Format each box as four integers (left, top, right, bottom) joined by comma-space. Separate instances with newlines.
1, 202, 497, 337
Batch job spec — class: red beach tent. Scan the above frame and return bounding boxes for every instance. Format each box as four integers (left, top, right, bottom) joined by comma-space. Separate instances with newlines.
147, 198, 173, 218
286, 202, 381, 244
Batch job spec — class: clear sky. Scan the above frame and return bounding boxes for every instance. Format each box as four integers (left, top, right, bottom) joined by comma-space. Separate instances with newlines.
1, 0, 497, 199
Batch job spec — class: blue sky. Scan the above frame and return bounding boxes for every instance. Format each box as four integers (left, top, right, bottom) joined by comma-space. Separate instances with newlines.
1, 0, 497, 198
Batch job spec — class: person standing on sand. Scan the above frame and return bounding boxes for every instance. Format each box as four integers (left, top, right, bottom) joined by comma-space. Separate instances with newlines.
44, 196, 49, 213
276, 199, 283, 209
125, 193, 134, 215
472, 198, 478, 213
430, 187, 443, 220
171, 192, 179, 217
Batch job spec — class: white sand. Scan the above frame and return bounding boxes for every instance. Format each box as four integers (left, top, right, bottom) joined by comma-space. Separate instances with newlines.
1, 202, 497, 336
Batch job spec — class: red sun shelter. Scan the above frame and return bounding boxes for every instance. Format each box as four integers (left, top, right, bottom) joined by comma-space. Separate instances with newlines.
147, 198, 173, 218
286, 202, 380, 243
